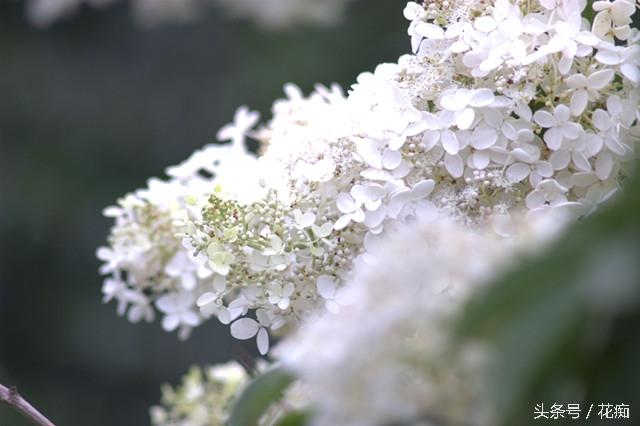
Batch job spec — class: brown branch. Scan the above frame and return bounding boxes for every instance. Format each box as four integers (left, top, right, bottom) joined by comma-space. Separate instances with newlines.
0, 383, 56, 426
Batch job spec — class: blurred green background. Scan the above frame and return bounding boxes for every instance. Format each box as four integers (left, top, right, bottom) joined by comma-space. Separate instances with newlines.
0, 1, 407, 424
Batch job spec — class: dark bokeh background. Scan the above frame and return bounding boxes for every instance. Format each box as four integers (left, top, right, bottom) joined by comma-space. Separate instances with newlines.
0, 1, 406, 424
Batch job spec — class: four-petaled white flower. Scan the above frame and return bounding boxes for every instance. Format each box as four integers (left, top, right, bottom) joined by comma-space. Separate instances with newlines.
439, 88, 496, 130
267, 282, 296, 310
566, 69, 615, 116
230, 310, 272, 355
156, 291, 201, 340
533, 105, 583, 151
592, 0, 636, 41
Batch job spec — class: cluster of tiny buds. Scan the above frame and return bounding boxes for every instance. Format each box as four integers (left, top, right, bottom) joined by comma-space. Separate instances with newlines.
405, 140, 442, 170
326, 238, 358, 268
465, 169, 502, 187
202, 195, 244, 229
495, 75, 517, 92
425, 1, 450, 21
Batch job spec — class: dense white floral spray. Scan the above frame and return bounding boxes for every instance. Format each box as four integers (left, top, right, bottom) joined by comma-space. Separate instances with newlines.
98, 0, 639, 362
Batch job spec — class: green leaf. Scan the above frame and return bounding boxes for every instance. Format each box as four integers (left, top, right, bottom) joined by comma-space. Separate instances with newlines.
228, 367, 294, 426
275, 411, 311, 426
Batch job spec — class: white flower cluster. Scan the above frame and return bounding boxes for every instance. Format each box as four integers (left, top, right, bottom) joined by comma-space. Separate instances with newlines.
403, 0, 639, 219
26, 0, 354, 28
99, 0, 638, 355
150, 361, 309, 426
277, 214, 563, 426
150, 362, 247, 426
97, 107, 260, 340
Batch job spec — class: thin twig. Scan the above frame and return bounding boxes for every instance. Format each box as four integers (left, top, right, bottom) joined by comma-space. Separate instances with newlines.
0, 383, 56, 426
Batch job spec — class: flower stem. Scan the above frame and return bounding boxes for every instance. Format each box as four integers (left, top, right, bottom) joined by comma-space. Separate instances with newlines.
0, 383, 56, 426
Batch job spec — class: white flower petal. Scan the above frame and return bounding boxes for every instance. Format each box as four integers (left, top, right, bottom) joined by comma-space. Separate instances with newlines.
533, 110, 555, 128
382, 148, 403, 170
333, 214, 352, 230
471, 150, 490, 169
506, 163, 530, 183
356, 141, 383, 168
474, 16, 497, 33
209, 274, 225, 292
525, 190, 546, 209
181, 311, 200, 327
312, 222, 333, 238
336, 193, 356, 213
570, 90, 588, 116
257, 327, 269, 355
411, 179, 435, 199
587, 69, 615, 90
297, 212, 316, 228
351, 184, 385, 203
440, 90, 471, 111
562, 122, 582, 140
573, 172, 598, 187
620, 63, 640, 84
535, 161, 554, 177
585, 133, 604, 157
471, 126, 498, 149
595, 49, 621, 65
197, 292, 217, 308
317, 275, 336, 299
388, 135, 407, 151
550, 150, 571, 170
554, 105, 570, 122
543, 127, 563, 150
456, 107, 475, 130
230, 318, 260, 340
572, 151, 592, 172
566, 74, 587, 89
364, 207, 387, 228
414, 21, 445, 39
595, 151, 614, 180
444, 153, 464, 178
403, 2, 425, 20
441, 129, 460, 154
162, 315, 180, 332
469, 89, 495, 107
592, 109, 611, 131
217, 309, 231, 325
553, 202, 586, 221
156, 292, 193, 314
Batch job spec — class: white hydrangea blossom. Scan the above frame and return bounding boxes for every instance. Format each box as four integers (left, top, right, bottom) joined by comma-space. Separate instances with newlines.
26, 0, 355, 28
99, 0, 638, 354
276, 215, 564, 426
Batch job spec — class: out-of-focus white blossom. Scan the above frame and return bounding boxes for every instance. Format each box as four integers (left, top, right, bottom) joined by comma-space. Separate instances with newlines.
150, 361, 309, 426
277, 215, 563, 426
150, 362, 246, 426
25, 0, 355, 28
